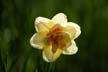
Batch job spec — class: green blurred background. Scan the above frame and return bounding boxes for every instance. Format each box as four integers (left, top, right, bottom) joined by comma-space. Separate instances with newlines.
0, 0, 108, 72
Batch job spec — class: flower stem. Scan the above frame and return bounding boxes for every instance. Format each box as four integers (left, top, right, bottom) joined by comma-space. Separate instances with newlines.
46, 62, 56, 72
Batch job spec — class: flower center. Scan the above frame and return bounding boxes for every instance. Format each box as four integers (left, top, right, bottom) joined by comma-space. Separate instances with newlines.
45, 24, 71, 52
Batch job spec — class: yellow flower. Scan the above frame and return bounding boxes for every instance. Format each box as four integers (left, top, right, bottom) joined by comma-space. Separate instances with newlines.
30, 13, 81, 62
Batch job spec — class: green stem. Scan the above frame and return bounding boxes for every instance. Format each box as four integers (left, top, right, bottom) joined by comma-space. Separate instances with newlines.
45, 62, 56, 72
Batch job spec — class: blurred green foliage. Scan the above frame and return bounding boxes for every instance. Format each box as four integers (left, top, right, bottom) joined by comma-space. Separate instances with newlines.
0, 0, 108, 72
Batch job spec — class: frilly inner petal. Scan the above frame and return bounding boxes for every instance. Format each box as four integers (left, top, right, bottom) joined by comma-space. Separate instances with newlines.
43, 45, 62, 62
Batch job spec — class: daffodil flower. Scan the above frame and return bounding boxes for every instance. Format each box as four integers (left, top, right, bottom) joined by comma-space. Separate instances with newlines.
30, 13, 81, 62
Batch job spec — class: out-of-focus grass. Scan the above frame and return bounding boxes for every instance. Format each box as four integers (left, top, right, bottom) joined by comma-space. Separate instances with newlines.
0, 0, 108, 72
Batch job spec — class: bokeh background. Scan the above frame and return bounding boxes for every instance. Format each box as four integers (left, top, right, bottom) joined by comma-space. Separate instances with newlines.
0, 0, 108, 72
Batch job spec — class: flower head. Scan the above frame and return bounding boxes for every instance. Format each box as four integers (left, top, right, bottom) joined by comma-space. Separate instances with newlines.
30, 13, 81, 62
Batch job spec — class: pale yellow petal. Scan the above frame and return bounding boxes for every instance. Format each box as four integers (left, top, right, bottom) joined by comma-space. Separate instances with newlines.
43, 51, 50, 62
43, 45, 62, 62
35, 17, 54, 32
52, 13, 67, 26
43, 45, 53, 61
53, 49, 62, 61
64, 22, 81, 39
30, 31, 48, 49
63, 40, 78, 55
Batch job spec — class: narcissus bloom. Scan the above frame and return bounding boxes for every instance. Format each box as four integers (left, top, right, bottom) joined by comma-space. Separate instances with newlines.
30, 13, 81, 62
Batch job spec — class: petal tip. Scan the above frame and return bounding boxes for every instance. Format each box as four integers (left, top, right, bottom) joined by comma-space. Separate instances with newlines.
54, 13, 67, 19
52, 13, 67, 26
56, 12, 66, 16
35, 16, 50, 24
